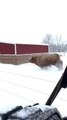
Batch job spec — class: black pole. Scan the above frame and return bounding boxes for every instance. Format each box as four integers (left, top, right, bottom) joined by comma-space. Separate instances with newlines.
46, 66, 67, 105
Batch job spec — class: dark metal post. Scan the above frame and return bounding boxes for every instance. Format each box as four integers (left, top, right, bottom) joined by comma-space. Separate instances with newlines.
46, 66, 67, 105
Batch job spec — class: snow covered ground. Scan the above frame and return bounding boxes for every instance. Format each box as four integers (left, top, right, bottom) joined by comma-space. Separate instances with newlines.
0, 53, 67, 117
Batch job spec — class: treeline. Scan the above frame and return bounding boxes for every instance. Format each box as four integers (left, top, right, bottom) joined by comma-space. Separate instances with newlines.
42, 34, 67, 52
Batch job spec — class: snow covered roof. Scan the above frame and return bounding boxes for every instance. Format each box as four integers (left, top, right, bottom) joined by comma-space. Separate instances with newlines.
0, 42, 49, 46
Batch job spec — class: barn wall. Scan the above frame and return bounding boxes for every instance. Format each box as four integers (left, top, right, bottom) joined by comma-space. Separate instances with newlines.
0, 43, 15, 54
0, 43, 48, 54
0, 43, 48, 64
16, 44, 48, 54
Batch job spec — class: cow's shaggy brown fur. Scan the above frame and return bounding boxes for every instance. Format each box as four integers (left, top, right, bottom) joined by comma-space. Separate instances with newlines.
30, 53, 63, 68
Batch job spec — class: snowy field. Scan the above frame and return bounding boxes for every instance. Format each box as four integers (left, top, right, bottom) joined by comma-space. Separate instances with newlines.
0, 54, 67, 117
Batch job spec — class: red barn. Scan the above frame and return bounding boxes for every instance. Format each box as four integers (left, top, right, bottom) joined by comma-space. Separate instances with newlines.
0, 43, 49, 54
16, 44, 49, 54
0, 42, 15, 54
0, 43, 49, 64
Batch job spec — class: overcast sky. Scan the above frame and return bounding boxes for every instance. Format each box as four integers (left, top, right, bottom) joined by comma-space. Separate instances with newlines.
0, 0, 67, 44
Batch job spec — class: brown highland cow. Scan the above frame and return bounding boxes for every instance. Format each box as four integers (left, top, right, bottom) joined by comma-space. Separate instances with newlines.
30, 53, 63, 68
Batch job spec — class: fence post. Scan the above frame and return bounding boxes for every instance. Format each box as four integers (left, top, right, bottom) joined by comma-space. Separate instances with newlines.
14, 44, 17, 55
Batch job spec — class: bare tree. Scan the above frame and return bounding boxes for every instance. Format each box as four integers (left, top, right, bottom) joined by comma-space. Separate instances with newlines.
42, 34, 65, 52
42, 34, 53, 44
54, 35, 62, 45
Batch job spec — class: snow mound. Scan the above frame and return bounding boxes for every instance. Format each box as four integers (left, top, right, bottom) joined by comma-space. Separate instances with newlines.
0, 104, 62, 120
